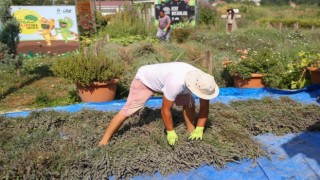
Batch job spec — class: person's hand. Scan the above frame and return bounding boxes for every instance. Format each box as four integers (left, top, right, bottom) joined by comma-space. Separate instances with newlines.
98, 140, 108, 146
188, 126, 204, 140
163, 28, 167, 32
166, 130, 178, 146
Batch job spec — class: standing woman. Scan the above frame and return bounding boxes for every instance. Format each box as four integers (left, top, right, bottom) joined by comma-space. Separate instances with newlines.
226, 8, 237, 32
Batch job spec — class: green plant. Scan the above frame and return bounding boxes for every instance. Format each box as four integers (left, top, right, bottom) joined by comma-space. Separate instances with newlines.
258, 18, 320, 28
35, 91, 51, 106
109, 35, 159, 46
0, 0, 20, 55
0, 0, 21, 76
288, 51, 320, 89
198, 2, 217, 25
224, 48, 286, 88
171, 28, 192, 43
100, 6, 153, 38
0, 42, 11, 63
52, 46, 124, 87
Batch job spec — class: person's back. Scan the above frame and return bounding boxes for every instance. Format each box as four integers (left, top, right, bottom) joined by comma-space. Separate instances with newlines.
136, 62, 198, 100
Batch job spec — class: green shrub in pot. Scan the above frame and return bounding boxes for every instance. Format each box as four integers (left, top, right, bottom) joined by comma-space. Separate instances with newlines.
52, 50, 124, 87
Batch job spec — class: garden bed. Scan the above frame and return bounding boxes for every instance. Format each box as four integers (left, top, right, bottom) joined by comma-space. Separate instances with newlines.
0, 97, 319, 179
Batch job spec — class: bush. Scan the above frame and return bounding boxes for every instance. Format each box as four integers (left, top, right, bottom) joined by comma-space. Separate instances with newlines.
100, 6, 153, 38
224, 48, 286, 87
171, 28, 192, 43
198, 2, 217, 25
52, 46, 124, 87
287, 51, 320, 89
258, 18, 320, 28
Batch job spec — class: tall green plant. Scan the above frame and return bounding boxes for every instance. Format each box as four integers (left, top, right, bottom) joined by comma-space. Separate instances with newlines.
53, 48, 124, 87
100, 6, 151, 38
0, 0, 21, 76
198, 2, 217, 25
0, 0, 20, 54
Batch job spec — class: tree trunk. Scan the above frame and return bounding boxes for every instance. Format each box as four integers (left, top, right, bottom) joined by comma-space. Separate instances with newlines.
16, 68, 20, 77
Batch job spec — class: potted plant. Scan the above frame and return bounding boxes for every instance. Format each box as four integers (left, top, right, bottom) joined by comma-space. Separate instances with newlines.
52, 47, 124, 102
224, 48, 280, 88
301, 51, 320, 84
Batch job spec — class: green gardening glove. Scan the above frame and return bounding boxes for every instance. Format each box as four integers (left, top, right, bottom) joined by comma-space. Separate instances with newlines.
188, 126, 204, 140
166, 130, 178, 146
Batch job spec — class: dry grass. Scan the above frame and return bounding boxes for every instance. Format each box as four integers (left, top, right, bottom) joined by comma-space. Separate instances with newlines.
0, 97, 319, 179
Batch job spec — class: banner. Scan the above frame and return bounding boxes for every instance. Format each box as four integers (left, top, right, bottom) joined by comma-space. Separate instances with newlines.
155, 0, 196, 29
11, 6, 79, 54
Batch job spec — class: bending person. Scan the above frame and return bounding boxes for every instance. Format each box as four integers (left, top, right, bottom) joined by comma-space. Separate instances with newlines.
98, 62, 219, 146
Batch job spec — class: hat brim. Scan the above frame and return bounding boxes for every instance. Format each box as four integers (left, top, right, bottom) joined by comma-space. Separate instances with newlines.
185, 71, 220, 100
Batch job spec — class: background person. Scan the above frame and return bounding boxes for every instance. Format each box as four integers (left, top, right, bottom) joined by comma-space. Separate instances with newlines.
156, 10, 171, 42
226, 8, 237, 32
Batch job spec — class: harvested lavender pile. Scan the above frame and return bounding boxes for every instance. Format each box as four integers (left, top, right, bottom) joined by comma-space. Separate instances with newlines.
0, 97, 319, 179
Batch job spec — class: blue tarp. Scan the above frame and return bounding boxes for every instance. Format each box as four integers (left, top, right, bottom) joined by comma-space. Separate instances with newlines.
1, 85, 320, 179
1, 84, 319, 118
132, 132, 320, 180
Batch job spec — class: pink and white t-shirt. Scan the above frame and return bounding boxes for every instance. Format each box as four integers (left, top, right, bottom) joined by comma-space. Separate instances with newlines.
135, 62, 199, 101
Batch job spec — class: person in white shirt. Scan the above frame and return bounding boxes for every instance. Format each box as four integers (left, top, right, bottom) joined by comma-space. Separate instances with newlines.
98, 62, 219, 146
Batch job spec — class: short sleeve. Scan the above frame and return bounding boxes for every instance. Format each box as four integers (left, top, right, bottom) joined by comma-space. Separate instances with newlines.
161, 81, 184, 101
166, 16, 171, 24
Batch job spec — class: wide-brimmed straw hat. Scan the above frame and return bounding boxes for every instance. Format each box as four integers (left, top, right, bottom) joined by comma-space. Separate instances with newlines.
185, 70, 219, 100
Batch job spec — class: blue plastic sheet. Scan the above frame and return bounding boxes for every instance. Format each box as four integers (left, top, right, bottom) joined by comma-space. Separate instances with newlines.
1, 84, 319, 118
131, 132, 320, 180
1, 85, 319, 179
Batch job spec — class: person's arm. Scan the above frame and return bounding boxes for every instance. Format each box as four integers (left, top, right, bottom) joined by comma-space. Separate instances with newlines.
162, 96, 178, 145
164, 16, 171, 30
196, 98, 209, 127
188, 98, 209, 140
98, 112, 128, 146
161, 96, 175, 130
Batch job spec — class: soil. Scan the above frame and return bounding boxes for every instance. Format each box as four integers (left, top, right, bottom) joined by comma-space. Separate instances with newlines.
0, 76, 72, 113
18, 40, 79, 54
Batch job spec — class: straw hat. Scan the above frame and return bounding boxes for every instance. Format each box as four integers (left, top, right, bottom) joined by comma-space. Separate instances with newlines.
185, 70, 219, 100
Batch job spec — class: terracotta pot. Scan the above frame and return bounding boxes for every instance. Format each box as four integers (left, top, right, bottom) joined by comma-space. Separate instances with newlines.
307, 67, 320, 84
233, 73, 264, 88
76, 79, 119, 102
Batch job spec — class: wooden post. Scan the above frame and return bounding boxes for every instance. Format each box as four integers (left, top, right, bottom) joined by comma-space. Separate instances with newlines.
90, 0, 97, 32
83, 47, 89, 56
267, 22, 272, 29
95, 42, 99, 56
103, 34, 110, 43
206, 50, 213, 74
311, 26, 315, 31
294, 22, 299, 30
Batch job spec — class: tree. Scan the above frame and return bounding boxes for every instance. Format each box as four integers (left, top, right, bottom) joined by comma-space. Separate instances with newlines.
11, 0, 34, 5
43, 0, 53, 5
55, 0, 66, 5
0, 0, 22, 76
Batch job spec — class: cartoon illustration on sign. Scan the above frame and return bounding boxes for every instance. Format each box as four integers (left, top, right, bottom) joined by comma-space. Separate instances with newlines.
38, 18, 56, 46
11, 6, 80, 54
55, 17, 79, 43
